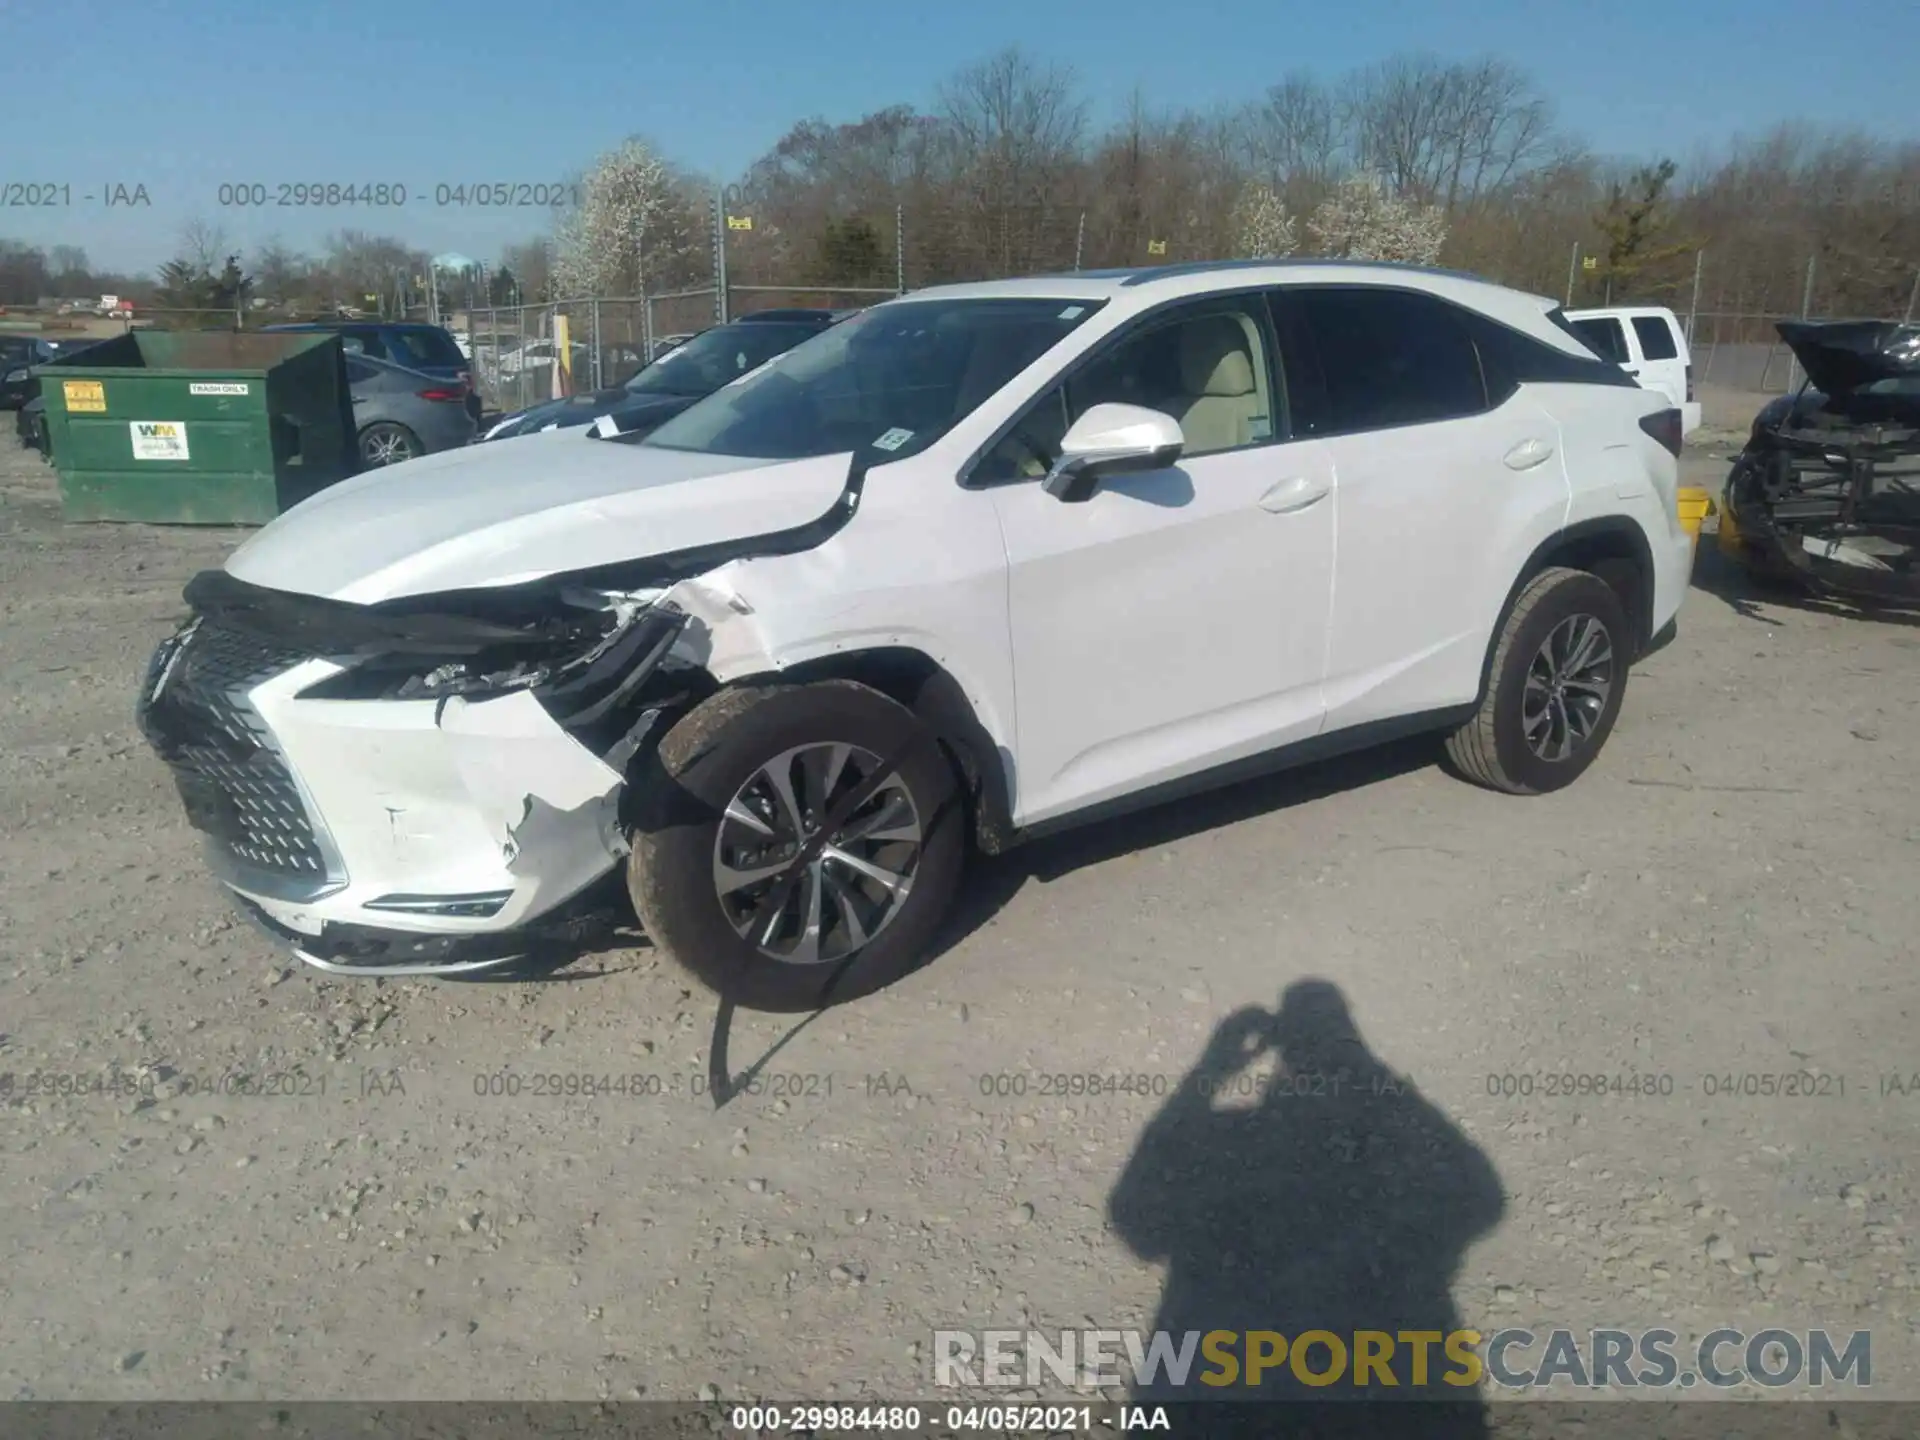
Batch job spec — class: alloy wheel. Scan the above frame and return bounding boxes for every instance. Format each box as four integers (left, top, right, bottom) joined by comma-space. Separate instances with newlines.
711, 742, 924, 965
1522, 613, 1614, 762
363, 429, 415, 466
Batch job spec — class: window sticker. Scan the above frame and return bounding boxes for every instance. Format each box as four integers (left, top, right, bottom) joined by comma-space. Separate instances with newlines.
1059, 305, 1086, 319
872, 427, 914, 451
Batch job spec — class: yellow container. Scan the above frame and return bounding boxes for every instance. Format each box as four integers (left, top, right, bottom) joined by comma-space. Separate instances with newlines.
1677, 486, 1713, 539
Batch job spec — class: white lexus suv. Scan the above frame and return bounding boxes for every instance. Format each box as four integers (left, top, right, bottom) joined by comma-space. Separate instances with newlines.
138, 260, 1695, 1010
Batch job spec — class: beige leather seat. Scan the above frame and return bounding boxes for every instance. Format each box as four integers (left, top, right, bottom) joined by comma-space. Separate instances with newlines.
1170, 316, 1263, 455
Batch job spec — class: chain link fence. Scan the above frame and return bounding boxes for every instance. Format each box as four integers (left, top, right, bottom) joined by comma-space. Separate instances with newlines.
464, 283, 900, 414
51, 197, 1920, 416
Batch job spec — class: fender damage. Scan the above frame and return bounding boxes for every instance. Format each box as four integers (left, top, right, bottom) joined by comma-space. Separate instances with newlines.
137, 453, 884, 969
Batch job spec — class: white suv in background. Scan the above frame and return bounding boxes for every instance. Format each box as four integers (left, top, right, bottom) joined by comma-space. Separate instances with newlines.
1564, 305, 1702, 436
139, 261, 1696, 1011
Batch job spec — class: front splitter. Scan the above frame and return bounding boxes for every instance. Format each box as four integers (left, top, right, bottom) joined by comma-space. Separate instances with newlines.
223, 881, 630, 979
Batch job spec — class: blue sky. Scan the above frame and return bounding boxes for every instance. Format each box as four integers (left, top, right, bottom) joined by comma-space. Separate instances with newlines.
8, 0, 1917, 276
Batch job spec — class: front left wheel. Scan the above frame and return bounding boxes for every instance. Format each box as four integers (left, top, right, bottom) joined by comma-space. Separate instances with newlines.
626, 680, 966, 1012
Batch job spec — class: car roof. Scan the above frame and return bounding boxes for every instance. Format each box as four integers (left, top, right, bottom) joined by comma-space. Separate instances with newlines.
889, 258, 1558, 334
265, 320, 450, 332
735, 308, 838, 323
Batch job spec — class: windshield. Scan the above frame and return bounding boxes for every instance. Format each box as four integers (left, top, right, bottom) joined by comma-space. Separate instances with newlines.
624, 323, 818, 398
640, 297, 1105, 462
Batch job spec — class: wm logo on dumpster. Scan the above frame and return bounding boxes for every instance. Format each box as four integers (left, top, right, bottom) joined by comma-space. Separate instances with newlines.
130, 421, 191, 461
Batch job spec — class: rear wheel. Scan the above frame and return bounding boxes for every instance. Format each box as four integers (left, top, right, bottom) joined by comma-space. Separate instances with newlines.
1445, 566, 1630, 795
626, 681, 965, 1011
358, 421, 421, 467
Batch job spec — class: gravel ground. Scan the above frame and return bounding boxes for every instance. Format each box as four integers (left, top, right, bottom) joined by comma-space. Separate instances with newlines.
1, 404, 1916, 1421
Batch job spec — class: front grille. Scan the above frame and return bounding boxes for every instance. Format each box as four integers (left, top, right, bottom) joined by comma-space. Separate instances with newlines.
142, 622, 332, 880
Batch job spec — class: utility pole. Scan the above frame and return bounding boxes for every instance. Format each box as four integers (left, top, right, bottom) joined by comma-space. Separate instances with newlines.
1685, 250, 1704, 344
1074, 212, 1086, 272
1565, 241, 1579, 307
1904, 267, 1919, 324
895, 205, 906, 295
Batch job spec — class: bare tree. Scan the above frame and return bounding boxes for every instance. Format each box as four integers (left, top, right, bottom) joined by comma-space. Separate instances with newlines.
1241, 73, 1342, 193
176, 219, 230, 275
248, 239, 308, 306
1345, 55, 1553, 212
935, 47, 1087, 276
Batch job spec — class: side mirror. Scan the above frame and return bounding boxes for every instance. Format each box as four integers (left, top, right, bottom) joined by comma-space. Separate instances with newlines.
1042, 402, 1184, 503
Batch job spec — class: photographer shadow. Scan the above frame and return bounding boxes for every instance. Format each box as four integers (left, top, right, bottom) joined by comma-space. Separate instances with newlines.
1107, 980, 1504, 1437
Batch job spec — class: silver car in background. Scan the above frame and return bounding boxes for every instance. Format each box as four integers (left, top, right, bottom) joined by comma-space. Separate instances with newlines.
347, 353, 478, 466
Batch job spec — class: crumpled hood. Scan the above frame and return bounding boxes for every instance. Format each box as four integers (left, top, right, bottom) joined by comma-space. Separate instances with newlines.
1777, 320, 1920, 396
224, 428, 856, 604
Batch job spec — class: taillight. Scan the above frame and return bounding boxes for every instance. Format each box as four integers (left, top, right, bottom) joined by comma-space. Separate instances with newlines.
1639, 407, 1683, 458
417, 387, 464, 402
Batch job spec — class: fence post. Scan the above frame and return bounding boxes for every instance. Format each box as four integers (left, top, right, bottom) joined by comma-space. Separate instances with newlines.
895, 205, 906, 295
1685, 250, 1703, 344
1786, 253, 1817, 392
1565, 241, 1579, 307
711, 189, 729, 325
590, 297, 602, 389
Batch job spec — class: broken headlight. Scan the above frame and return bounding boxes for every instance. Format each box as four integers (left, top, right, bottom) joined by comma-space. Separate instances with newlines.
298, 589, 670, 705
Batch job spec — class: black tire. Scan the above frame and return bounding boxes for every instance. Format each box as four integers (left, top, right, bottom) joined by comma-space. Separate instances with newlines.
626, 680, 966, 1012
358, 421, 421, 467
1445, 566, 1631, 795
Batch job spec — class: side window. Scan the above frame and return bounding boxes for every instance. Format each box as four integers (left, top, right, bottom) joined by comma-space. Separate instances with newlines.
344, 358, 378, 384
1569, 317, 1629, 364
975, 299, 1277, 482
349, 329, 386, 359
1632, 316, 1679, 361
1274, 287, 1487, 436
335, 333, 367, 355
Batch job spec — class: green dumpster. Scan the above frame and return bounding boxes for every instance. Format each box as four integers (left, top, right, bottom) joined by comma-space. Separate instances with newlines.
38, 330, 359, 524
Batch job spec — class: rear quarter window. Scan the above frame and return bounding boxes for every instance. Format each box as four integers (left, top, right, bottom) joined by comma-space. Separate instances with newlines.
1568, 317, 1629, 364
1631, 315, 1680, 361
386, 328, 466, 369
1475, 312, 1640, 396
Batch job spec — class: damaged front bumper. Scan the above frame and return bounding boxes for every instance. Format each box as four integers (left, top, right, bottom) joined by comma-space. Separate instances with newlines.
1718, 320, 1920, 606
1719, 430, 1920, 606
137, 573, 694, 975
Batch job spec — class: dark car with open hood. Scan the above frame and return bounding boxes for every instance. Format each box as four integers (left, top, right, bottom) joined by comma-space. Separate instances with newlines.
1719, 320, 1920, 606
480, 311, 846, 443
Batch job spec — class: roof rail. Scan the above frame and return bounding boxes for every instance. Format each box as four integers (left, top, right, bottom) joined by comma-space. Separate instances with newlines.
1116, 257, 1492, 287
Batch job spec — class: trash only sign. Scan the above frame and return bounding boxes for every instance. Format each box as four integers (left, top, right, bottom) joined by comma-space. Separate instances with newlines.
130, 421, 191, 461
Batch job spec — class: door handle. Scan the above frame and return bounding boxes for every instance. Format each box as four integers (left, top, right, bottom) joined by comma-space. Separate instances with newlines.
1259, 474, 1330, 513
1502, 437, 1555, 471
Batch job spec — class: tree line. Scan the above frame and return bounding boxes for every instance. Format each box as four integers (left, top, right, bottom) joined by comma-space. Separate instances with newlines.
7, 48, 1916, 328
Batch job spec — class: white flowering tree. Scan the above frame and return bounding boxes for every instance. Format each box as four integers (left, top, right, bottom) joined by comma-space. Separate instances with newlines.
551, 138, 703, 297
1229, 181, 1298, 260
1305, 171, 1447, 265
